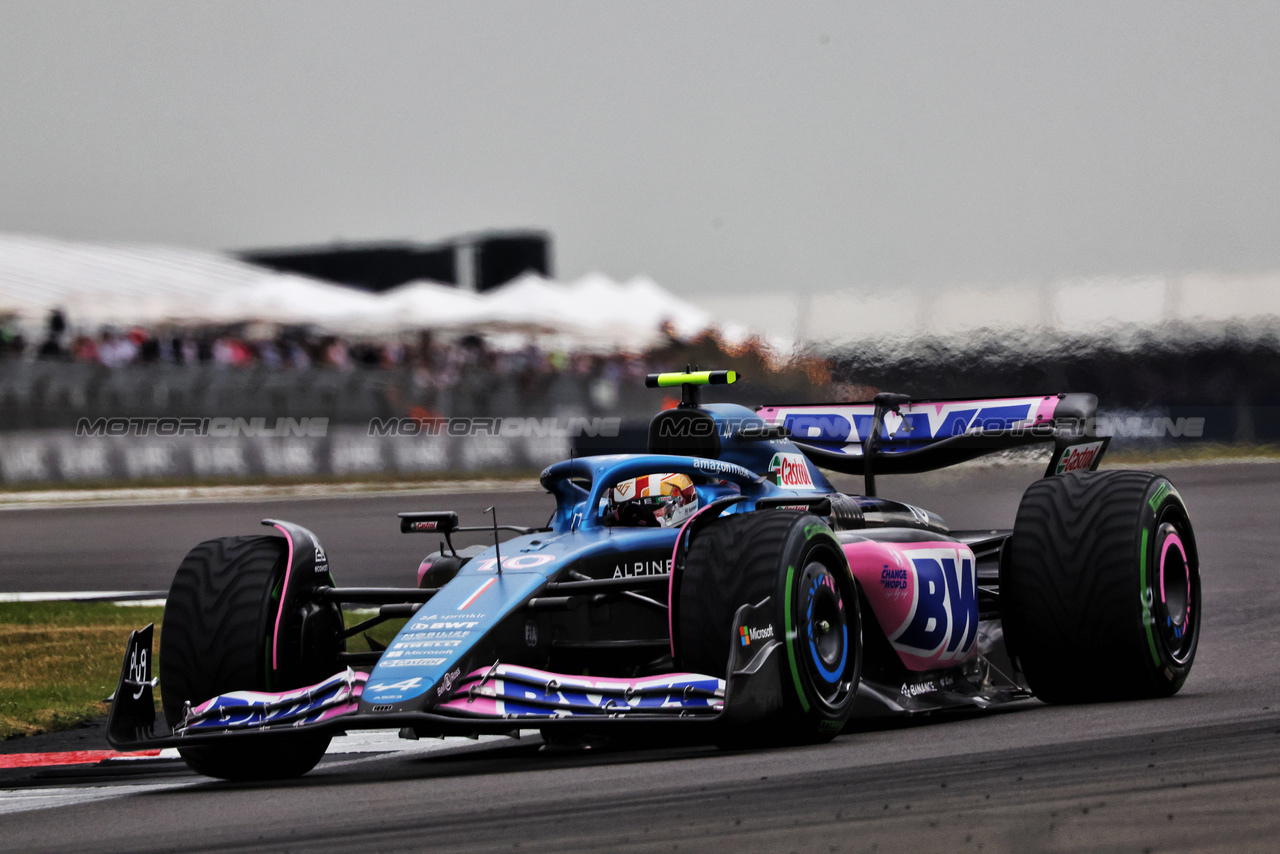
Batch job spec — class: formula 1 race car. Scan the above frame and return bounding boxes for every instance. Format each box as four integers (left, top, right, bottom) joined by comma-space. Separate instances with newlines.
107, 371, 1201, 780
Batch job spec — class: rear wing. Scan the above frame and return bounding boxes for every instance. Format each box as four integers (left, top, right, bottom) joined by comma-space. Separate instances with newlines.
757, 393, 1106, 491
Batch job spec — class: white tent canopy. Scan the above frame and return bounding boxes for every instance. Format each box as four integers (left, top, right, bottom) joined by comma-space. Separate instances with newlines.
0, 233, 754, 350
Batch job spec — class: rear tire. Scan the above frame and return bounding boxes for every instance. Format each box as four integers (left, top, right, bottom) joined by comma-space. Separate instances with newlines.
678, 511, 861, 745
159, 535, 337, 780
1001, 470, 1200, 703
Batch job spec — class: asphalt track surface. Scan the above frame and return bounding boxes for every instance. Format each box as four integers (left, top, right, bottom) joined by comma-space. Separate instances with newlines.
3, 462, 1280, 852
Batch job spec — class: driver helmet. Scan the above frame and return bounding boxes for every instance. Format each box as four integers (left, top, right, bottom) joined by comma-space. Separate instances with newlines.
607, 473, 699, 528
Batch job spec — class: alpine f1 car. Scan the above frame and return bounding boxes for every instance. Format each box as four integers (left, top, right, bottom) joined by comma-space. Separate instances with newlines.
107, 371, 1201, 780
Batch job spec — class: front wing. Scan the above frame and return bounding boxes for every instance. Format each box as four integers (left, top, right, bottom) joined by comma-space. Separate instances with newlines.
106, 601, 782, 750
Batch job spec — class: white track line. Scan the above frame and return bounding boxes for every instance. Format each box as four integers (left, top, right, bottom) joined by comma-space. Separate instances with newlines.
0, 781, 198, 817
0, 733, 508, 816
327, 729, 428, 754
0, 591, 166, 603
0, 479, 542, 511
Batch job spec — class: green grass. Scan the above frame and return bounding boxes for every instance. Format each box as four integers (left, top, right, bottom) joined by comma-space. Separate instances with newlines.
342, 610, 409, 653
0, 602, 408, 740
0, 602, 165, 739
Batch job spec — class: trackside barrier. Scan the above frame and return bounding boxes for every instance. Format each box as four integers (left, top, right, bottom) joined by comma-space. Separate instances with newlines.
0, 426, 569, 486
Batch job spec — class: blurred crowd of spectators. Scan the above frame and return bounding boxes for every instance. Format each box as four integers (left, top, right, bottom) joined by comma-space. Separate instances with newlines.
3, 309, 411, 370
0, 310, 831, 394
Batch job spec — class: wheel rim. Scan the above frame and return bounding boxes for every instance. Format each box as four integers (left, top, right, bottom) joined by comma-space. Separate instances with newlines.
1155, 520, 1196, 663
796, 556, 855, 707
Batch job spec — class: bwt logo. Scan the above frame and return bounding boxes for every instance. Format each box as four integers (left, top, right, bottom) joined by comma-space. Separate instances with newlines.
888, 547, 978, 661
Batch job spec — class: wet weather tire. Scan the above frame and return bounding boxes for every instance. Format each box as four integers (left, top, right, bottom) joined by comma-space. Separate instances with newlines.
159, 536, 333, 780
1001, 470, 1200, 703
677, 511, 861, 745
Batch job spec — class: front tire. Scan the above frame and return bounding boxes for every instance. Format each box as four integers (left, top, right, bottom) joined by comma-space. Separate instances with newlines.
159, 535, 339, 780
1001, 470, 1200, 703
677, 511, 861, 744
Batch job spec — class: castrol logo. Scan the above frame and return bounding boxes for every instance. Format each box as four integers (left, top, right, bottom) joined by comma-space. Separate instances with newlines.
769, 453, 815, 490
1056, 441, 1104, 474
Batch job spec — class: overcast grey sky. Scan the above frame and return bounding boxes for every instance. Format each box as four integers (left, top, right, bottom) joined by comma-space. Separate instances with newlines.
2, 1, 1278, 297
